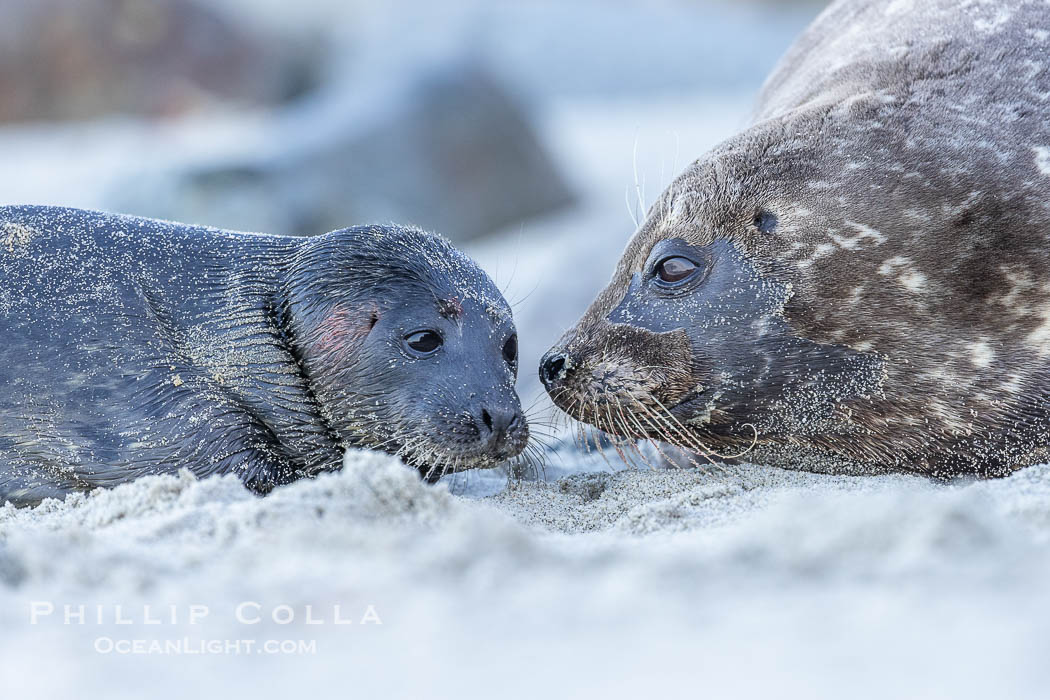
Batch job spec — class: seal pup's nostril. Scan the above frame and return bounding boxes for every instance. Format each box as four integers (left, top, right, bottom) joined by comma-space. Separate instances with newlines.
539, 352, 569, 387
477, 405, 519, 448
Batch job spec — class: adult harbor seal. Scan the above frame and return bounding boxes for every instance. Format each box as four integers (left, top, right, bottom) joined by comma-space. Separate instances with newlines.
540, 0, 1050, 477
0, 206, 526, 506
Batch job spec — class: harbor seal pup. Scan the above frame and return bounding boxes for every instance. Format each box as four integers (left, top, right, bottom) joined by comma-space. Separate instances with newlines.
540, 0, 1050, 477
0, 206, 526, 506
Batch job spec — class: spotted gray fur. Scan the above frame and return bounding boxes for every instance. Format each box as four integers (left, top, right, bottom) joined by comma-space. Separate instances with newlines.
542, 0, 1050, 477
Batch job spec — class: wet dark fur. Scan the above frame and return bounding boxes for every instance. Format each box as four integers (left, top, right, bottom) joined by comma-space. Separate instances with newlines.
0, 206, 525, 506
542, 0, 1050, 477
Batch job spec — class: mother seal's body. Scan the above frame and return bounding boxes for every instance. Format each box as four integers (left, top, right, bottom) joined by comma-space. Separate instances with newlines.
0, 206, 526, 506
541, 0, 1050, 477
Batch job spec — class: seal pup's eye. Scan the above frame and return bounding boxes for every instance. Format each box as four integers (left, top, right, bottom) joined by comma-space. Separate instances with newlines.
404, 330, 443, 356
654, 256, 698, 285
502, 333, 518, 367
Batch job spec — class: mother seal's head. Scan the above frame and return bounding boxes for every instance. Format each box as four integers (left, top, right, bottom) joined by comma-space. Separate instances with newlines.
282, 225, 527, 478
540, 0, 1050, 477
539, 182, 885, 473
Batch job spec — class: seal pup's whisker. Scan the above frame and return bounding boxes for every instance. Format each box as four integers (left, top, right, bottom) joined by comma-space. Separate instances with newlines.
497, 232, 523, 299
508, 279, 543, 311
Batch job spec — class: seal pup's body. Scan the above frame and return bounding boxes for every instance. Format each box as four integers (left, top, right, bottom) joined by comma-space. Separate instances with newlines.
541, 0, 1050, 477
1, 206, 526, 506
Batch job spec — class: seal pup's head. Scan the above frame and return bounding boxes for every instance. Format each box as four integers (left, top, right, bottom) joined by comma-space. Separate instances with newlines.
281, 225, 527, 479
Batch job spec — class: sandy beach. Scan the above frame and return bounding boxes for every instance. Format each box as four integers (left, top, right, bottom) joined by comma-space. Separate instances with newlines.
2, 448, 1049, 698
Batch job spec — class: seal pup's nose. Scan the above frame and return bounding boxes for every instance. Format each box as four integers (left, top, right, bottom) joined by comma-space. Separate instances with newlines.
478, 406, 522, 449
539, 350, 570, 388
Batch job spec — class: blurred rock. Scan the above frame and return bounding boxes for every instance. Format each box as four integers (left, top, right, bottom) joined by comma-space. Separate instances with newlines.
0, 0, 315, 123
109, 61, 575, 240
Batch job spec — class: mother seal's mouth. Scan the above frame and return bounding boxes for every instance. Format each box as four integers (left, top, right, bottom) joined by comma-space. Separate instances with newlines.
668, 385, 707, 411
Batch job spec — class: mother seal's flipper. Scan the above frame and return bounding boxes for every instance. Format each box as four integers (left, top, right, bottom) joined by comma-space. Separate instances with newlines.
541, 0, 1050, 477
0, 206, 526, 506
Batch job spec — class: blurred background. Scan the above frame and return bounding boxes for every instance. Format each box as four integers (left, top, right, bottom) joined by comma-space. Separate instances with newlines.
0, 0, 827, 407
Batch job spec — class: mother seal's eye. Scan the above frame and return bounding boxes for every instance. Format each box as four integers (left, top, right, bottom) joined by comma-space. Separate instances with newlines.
654, 256, 698, 285
404, 330, 443, 356
503, 333, 518, 367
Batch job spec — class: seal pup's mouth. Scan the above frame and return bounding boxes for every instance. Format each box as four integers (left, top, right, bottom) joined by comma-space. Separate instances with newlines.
398, 439, 529, 483
352, 413, 530, 483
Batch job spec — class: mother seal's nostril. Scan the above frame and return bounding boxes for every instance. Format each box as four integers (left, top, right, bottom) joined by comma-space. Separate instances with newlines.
539, 352, 569, 387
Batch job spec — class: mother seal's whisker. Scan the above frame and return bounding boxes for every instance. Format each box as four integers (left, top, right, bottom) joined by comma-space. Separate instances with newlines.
633, 402, 724, 476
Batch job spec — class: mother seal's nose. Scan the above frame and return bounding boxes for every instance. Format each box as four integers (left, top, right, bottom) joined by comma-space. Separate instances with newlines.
539, 350, 570, 388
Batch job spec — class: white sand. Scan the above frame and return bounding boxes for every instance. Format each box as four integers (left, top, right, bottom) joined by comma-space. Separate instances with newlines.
2, 449, 1050, 699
